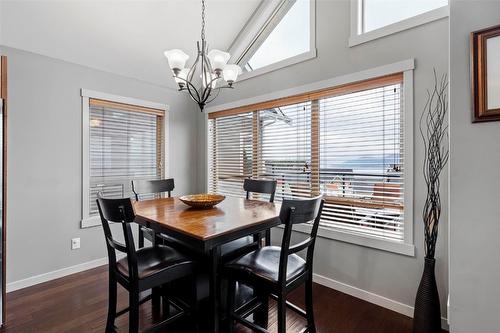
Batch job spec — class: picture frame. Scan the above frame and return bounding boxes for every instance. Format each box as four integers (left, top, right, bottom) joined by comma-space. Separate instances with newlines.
471, 24, 500, 122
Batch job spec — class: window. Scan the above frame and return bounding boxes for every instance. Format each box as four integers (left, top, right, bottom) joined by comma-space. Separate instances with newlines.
319, 83, 404, 241
81, 90, 168, 227
244, 0, 310, 72
350, 0, 449, 46
228, 0, 316, 79
208, 72, 413, 254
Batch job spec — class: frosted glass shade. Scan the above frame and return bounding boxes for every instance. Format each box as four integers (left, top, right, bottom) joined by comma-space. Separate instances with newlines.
223, 65, 242, 83
208, 49, 230, 71
164, 49, 189, 70
174, 68, 189, 87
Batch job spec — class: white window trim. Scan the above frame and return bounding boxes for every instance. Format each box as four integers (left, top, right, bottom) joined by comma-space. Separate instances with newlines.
349, 0, 449, 47
80, 89, 170, 228
206, 59, 415, 256
227, 0, 316, 81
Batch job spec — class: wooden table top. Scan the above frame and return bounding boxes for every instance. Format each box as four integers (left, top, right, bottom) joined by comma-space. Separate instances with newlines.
133, 196, 281, 242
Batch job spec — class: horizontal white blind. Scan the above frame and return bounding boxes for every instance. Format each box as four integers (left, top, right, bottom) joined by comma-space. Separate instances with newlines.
89, 102, 163, 215
208, 75, 405, 242
258, 104, 312, 200
319, 84, 404, 241
208, 113, 254, 197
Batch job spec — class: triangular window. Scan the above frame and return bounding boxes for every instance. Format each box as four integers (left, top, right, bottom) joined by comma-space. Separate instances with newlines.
235, 0, 313, 74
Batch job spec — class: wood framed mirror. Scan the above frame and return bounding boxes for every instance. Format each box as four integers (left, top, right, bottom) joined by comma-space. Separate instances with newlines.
0, 55, 7, 326
471, 24, 500, 122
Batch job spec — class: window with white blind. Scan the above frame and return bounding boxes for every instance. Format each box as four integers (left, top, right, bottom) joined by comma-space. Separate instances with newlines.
81, 90, 168, 227
207, 72, 413, 254
319, 84, 404, 242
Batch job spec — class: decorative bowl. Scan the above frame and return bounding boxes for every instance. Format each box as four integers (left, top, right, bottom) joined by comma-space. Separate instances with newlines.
179, 194, 225, 209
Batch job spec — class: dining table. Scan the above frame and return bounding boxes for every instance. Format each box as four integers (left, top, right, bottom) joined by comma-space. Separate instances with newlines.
133, 195, 282, 333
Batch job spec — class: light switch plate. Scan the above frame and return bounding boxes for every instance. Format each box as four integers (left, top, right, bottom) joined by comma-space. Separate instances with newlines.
71, 238, 81, 250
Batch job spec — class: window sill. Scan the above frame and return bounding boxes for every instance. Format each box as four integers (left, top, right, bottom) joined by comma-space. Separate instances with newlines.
81, 216, 101, 228
278, 223, 415, 257
349, 6, 449, 47
237, 49, 317, 82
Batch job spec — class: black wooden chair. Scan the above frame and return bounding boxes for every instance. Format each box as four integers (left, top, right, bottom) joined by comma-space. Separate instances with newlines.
219, 179, 277, 263
224, 196, 324, 333
131, 178, 175, 248
96, 195, 198, 333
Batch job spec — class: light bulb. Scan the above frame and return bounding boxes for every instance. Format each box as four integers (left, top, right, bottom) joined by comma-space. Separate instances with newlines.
164, 49, 189, 71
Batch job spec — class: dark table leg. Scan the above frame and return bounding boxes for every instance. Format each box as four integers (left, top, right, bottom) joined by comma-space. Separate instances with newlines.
151, 232, 163, 314
209, 246, 221, 333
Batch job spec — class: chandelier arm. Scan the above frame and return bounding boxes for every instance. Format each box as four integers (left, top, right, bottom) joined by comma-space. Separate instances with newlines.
203, 82, 234, 105
200, 76, 221, 102
205, 87, 222, 104
185, 80, 203, 103
175, 74, 202, 103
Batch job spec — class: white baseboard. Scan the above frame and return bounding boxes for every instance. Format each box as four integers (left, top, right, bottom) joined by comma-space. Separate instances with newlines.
6, 257, 109, 293
313, 273, 449, 330
6, 258, 449, 330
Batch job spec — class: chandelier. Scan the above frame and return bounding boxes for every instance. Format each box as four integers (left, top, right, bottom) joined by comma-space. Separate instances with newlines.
164, 0, 241, 111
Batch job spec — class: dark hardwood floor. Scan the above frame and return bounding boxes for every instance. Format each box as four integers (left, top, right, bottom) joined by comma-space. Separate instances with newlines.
1, 265, 418, 333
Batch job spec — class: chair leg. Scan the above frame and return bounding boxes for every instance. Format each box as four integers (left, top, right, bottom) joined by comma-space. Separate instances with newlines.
152, 287, 161, 318
162, 284, 171, 319
265, 229, 271, 246
105, 273, 117, 333
254, 289, 269, 329
305, 275, 316, 333
138, 226, 144, 249
277, 293, 287, 333
129, 290, 140, 333
225, 278, 236, 333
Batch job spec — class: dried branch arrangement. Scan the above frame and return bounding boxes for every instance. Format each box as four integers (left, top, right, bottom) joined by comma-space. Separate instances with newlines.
420, 71, 449, 259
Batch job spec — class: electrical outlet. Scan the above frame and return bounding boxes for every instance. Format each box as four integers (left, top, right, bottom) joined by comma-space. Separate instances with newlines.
71, 238, 81, 250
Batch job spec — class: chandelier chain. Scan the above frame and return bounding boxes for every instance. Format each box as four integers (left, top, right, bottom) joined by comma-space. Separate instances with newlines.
201, 0, 206, 41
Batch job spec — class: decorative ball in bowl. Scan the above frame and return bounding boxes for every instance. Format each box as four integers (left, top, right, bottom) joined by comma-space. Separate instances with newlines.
179, 194, 225, 209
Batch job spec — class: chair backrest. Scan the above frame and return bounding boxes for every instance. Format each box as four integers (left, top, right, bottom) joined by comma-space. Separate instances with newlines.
243, 178, 277, 202
132, 178, 175, 201
278, 196, 324, 284
96, 195, 139, 280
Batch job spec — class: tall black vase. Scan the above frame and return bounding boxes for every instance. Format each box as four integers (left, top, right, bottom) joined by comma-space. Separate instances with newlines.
413, 257, 441, 333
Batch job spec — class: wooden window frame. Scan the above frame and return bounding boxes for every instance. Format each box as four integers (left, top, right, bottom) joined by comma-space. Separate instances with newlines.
206, 61, 415, 256
80, 90, 169, 228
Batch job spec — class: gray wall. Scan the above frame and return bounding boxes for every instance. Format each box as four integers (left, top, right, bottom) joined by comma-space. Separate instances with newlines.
449, 1, 500, 332
198, 0, 450, 317
2, 46, 198, 283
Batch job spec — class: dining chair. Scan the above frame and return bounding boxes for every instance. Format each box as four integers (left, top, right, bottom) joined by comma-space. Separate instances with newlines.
224, 196, 324, 333
219, 178, 277, 263
96, 195, 199, 333
131, 178, 175, 248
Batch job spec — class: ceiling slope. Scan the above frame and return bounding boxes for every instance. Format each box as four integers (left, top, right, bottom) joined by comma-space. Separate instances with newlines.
0, 0, 260, 87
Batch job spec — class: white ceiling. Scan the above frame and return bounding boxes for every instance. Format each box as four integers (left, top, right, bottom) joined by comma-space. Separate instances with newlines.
0, 0, 261, 88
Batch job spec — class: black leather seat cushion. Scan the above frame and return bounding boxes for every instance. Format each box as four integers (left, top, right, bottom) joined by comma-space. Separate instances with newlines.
225, 246, 306, 284
117, 245, 193, 280
220, 236, 255, 257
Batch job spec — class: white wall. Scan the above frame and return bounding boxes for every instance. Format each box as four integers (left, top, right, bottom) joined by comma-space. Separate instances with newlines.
198, 0, 450, 320
2, 46, 198, 283
449, 1, 500, 332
